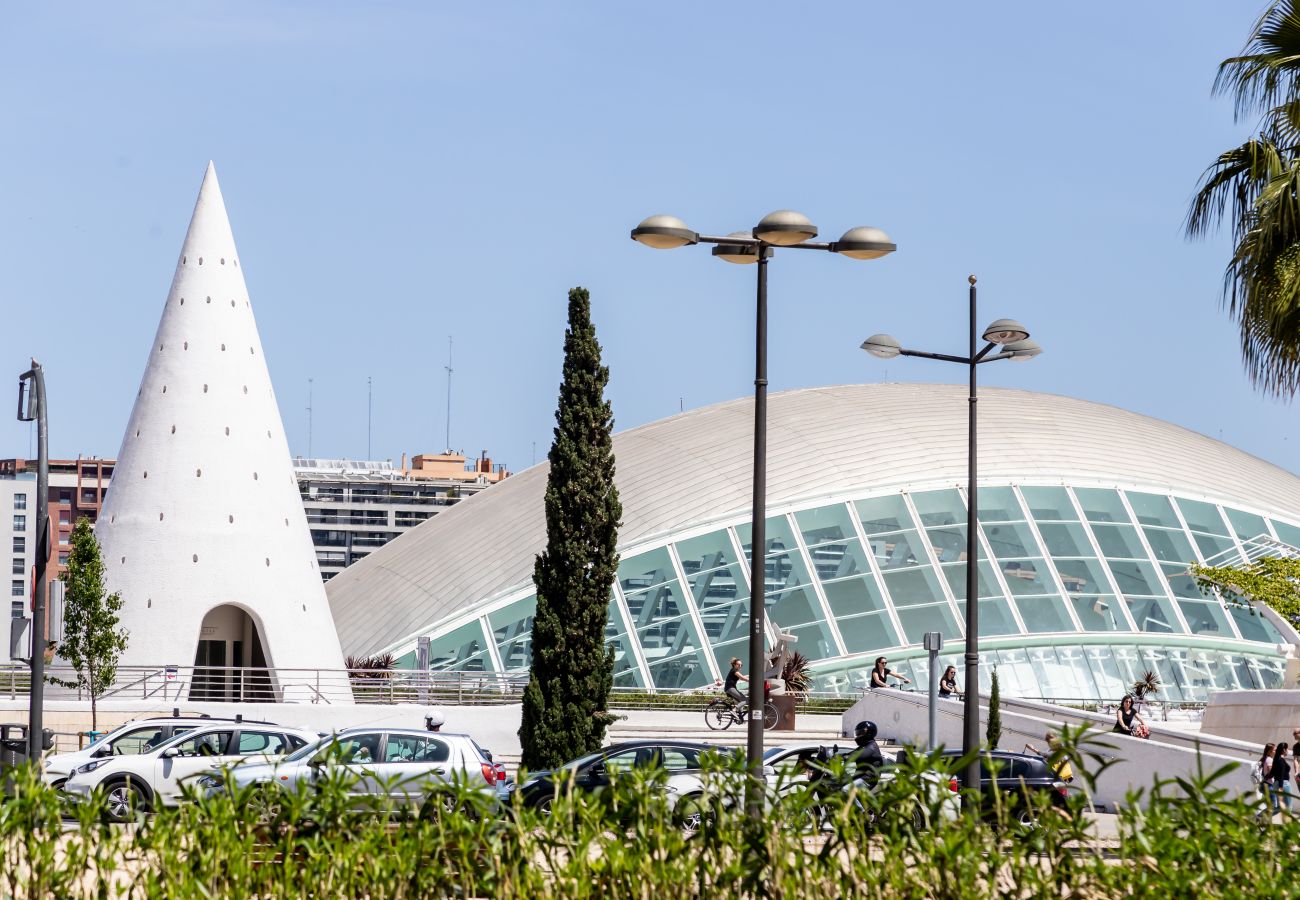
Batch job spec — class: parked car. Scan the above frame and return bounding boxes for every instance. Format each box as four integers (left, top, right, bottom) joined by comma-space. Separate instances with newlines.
664, 743, 961, 834
62, 722, 317, 821
209, 727, 504, 820
517, 740, 718, 812
923, 749, 1070, 828
43, 713, 277, 789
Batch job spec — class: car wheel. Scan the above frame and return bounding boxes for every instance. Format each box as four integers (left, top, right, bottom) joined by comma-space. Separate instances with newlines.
49, 778, 67, 791
534, 795, 555, 817
674, 794, 714, 835
249, 786, 286, 827
420, 790, 468, 822
1014, 806, 1039, 831
104, 780, 148, 823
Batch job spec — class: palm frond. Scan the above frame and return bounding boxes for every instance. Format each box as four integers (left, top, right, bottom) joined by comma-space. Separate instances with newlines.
1214, 1, 1300, 122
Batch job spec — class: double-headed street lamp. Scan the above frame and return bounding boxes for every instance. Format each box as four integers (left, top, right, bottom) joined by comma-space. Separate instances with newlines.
632, 211, 895, 814
861, 276, 1041, 797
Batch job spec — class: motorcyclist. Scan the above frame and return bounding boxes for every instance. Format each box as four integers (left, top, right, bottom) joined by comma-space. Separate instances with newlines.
846, 720, 884, 785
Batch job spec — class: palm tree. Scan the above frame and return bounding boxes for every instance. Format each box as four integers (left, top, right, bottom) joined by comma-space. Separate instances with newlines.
1188, 1, 1300, 398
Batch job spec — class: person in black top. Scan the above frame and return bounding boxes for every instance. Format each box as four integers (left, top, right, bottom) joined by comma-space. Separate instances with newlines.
938, 666, 958, 698
870, 656, 911, 689
1112, 695, 1145, 736
846, 720, 884, 784
1271, 742, 1294, 814
722, 657, 748, 705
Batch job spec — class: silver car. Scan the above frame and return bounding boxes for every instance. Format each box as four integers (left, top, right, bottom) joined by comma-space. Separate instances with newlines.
207, 727, 503, 818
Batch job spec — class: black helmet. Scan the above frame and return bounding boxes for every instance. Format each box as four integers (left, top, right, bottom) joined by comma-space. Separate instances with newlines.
854, 720, 878, 744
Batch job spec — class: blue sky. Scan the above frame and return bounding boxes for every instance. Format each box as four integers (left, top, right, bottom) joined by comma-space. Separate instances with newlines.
0, 2, 1290, 476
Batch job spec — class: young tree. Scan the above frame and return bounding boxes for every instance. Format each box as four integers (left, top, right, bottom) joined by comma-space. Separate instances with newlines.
56, 518, 129, 731
986, 668, 1002, 750
519, 287, 622, 771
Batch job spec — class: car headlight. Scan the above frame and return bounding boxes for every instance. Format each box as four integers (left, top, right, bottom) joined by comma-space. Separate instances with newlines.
665, 785, 680, 794
75, 760, 106, 775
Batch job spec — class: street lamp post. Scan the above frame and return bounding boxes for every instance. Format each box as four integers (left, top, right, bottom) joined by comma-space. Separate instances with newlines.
632, 212, 895, 815
861, 277, 1041, 800
16, 360, 49, 764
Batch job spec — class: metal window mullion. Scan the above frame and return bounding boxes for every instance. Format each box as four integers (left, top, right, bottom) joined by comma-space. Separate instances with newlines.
482, 617, 505, 672
1166, 499, 1245, 641
668, 544, 722, 683
899, 492, 968, 629
1065, 488, 1139, 632
1012, 486, 1085, 633
1115, 494, 1192, 637
846, 499, 910, 645
612, 581, 654, 689
957, 484, 1030, 635
787, 515, 847, 658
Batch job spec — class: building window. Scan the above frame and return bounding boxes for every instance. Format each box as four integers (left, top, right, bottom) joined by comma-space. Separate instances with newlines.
57, 552, 69, 566
13, 537, 24, 554
12, 515, 25, 532
58, 531, 69, 547
58, 509, 70, 524
10, 559, 22, 575
10, 600, 22, 618
13, 493, 26, 510
11, 580, 24, 597
81, 490, 98, 504
58, 489, 71, 503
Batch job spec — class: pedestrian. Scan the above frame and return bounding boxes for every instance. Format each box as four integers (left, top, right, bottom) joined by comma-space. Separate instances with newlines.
1112, 694, 1145, 736
1271, 742, 1293, 814
870, 656, 911, 689
1254, 742, 1276, 818
1023, 732, 1075, 783
938, 666, 958, 698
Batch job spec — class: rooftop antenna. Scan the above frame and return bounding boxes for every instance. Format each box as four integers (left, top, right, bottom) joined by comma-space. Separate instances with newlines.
531, 441, 536, 467
307, 377, 314, 458
443, 336, 453, 454
367, 376, 373, 460
679, 396, 684, 413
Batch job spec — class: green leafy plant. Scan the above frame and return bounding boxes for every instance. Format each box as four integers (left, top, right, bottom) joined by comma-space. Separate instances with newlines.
1193, 557, 1300, 622
520, 287, 623, 771
986, 667, 1002, 749
52, 518, 128, 731
775, 650, 812, 698
1132, 670, 1162, 701
344, 653, 396, 679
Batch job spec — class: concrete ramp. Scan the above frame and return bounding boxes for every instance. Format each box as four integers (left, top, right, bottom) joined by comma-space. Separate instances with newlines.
842, 689, 1256, 810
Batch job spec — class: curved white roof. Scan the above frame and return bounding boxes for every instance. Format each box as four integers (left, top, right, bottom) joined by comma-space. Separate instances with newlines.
326, 383, 1300, 656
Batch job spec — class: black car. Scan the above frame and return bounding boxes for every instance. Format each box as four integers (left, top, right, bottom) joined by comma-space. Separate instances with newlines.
517, 740, 717, 812
930, 749, 1069, 826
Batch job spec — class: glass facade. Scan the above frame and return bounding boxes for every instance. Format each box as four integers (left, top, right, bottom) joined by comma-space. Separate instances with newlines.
404, 483, 1298, 701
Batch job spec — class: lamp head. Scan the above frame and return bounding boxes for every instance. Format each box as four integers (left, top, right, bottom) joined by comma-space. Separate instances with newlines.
832, 226, 896, 260
1002, 338, 1042, 362
982, 318, 1030, 345
712, 232, 761, 264
753, 210, 817, 246
630, 215, 698, 249
861, 334, 902, 360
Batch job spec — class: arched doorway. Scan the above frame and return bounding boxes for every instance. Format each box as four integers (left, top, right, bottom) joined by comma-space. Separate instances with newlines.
190, 605, 274, 701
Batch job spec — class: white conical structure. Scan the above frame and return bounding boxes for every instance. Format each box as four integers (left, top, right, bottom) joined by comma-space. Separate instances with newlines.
97, 162, 349, 701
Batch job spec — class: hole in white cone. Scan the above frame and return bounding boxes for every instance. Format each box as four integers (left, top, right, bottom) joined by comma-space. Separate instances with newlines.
196, 468, 202, 477
193, 554, 198, 562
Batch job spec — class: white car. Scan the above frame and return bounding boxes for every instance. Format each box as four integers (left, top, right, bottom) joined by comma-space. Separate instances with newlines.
62, 722, 317, 821
43, 714, 258, 788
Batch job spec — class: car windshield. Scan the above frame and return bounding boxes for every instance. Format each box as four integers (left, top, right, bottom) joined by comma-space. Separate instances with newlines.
561, 750, 608, 771
282, 736, 328, 763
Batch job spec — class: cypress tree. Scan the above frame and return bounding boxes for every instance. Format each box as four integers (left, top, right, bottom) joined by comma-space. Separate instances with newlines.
986, 667, 1002, 749
519, 287, 622, 771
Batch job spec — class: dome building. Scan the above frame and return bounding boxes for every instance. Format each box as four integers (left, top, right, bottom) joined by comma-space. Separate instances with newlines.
325, 384, 1300, 702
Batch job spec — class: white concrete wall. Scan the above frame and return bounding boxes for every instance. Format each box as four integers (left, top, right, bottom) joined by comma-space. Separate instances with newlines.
94, 163, 348, 693
1203, 689, 1300, 746
843, 689, 1254, 810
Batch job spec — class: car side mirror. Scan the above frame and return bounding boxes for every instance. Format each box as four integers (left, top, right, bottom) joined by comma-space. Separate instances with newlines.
308, 757, 325, 769
92, 746, 112, 759
588, 763, 607, 780
161, 747, 180, 759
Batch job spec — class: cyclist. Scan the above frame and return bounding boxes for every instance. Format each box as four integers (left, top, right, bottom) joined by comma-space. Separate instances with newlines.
722, 657, 748, 706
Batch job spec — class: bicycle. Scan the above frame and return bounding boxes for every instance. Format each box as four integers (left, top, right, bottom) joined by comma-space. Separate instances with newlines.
705, 696, 778, 731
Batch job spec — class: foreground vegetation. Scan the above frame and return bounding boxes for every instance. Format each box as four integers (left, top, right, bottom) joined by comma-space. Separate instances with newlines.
0, 729, 1291, 898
